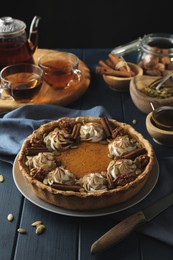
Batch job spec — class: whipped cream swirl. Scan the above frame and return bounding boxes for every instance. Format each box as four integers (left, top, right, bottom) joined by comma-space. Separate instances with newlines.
107, 159, 137, 181
47, 166, 76, 186
107, 160, 120, 181
115, 159, 137, 175
26, 152, 57, 172
80, 173, 108, 192
44, 128, 73, 151
80, 123, 104, 142
108, 135, 139, 157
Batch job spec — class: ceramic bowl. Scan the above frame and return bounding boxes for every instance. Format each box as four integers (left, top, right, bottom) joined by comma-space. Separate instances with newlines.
146, 111, 173, 146
130, 75, 173, 114
103, 62, 143, 92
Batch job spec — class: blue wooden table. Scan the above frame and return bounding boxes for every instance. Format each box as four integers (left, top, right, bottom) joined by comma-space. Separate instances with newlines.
0, 49, 173, 260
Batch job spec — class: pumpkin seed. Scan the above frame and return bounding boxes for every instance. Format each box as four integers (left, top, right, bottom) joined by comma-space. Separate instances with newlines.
35, 224, 46, 235
107, 153, 114, 159
0, 175, 4, 182
132, 119, 137, 125
99, 140, 108, 145
17, 228, 26, 234
70, 145, 78, 149
7, 214, 14, 222
43, 178, 48, 185
31, 220, 42, 227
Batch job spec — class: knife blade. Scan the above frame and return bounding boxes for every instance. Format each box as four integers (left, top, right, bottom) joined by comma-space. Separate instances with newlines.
91, 191, 173, 254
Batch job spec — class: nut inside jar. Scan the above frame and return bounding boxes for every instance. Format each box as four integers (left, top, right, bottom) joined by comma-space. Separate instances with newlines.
138, 33, 173, 76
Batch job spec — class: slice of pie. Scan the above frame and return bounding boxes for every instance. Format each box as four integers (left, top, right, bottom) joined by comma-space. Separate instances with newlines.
18, 116, 155, 211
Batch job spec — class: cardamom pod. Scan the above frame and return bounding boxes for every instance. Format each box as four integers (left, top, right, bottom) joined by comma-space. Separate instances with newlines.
35, 224, 46, 235
31, 220, 43, 227
17, 228, 26, 234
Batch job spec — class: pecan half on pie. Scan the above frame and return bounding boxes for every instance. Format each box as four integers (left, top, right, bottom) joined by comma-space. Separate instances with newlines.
18, 116, 155, 211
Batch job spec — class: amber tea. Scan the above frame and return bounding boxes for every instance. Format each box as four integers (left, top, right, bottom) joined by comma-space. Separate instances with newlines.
0, 40, 34, 71
38, 51, 81, 89
5, 72, 42, 100
42, 60, 74, 89
0, 63, 43, 101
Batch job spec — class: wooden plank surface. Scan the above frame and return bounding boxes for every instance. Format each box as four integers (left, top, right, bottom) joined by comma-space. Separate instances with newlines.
1, 48, 173, 260
0, 161, 23, 260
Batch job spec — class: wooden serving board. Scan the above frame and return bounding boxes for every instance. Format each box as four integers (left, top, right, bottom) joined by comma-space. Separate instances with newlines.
0, 49, 91, 112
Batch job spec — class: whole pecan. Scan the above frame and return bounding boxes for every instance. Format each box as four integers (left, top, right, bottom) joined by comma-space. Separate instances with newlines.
115, 175, 136, 186
58, 120, 73, 133
134, 155, 150, 169
112, 126, 125, 138
30, 167, 46, 181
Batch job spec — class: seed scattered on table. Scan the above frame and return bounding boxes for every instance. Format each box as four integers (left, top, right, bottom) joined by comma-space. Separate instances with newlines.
35, 224, 46, 235
17, 228, 26, 234
31, 220, 43, 227
31, 220, 46, 235
7, 213, 14, 222
0, 175, 4, 182
132, 119, 137, 124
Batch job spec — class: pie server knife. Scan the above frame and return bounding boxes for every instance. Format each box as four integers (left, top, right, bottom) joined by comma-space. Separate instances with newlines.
91, 191, 173, 254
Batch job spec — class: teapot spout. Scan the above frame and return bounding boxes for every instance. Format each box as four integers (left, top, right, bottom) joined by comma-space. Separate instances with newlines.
28, 16, 41, 54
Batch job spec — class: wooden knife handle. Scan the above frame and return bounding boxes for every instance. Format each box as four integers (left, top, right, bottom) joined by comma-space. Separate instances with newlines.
91, 211, 146, 254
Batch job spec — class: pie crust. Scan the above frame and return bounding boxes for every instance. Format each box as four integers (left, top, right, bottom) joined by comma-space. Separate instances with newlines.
18, 116, 155, 211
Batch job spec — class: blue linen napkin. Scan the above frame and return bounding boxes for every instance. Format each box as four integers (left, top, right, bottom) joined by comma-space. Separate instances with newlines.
0, 104, 110, 163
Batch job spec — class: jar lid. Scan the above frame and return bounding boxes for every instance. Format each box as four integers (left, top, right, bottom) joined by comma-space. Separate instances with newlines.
140, 33, 173, 55
111, 38, 142, 56
0, 17, 26, 36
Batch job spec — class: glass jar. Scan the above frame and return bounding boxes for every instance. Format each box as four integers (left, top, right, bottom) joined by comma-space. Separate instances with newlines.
111, 33, 173, 77
137, 33, 173, 76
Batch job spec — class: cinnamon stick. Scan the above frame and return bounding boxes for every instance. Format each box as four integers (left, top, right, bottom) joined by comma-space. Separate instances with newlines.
96, 66, 132, 77
105, 58, 116, 69
25, 147, 49, 156
108, 53, 127, 72
51, 183, 81, 192
122, 147, 147, 159
71, 123, 81, 139
100, 117, 114, 137
98, 60, 111, 69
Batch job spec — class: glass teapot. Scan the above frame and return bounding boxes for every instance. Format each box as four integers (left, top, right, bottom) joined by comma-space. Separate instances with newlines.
0, 16, 41, 70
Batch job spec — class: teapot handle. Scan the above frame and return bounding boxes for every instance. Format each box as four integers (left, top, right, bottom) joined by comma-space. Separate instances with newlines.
28, 16, 41, 54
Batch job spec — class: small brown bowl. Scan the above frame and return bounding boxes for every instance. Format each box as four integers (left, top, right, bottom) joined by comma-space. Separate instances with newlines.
152, 106, 173, 131
146, 111, 173, 146
130, 75, 173, 114
103, 62, 143, 92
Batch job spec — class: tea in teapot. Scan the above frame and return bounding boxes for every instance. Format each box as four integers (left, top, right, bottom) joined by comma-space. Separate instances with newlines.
0, 16, 41, 70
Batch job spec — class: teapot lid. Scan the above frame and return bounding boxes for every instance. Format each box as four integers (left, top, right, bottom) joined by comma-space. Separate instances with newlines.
0, 17, 26, 36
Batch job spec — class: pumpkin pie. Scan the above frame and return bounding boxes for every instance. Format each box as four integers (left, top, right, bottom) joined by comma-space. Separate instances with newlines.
17, 116, 155, 210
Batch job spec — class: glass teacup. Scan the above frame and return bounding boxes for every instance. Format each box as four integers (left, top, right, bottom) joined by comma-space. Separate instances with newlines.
38, 51, 82, 89
0, 63, 43, 101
